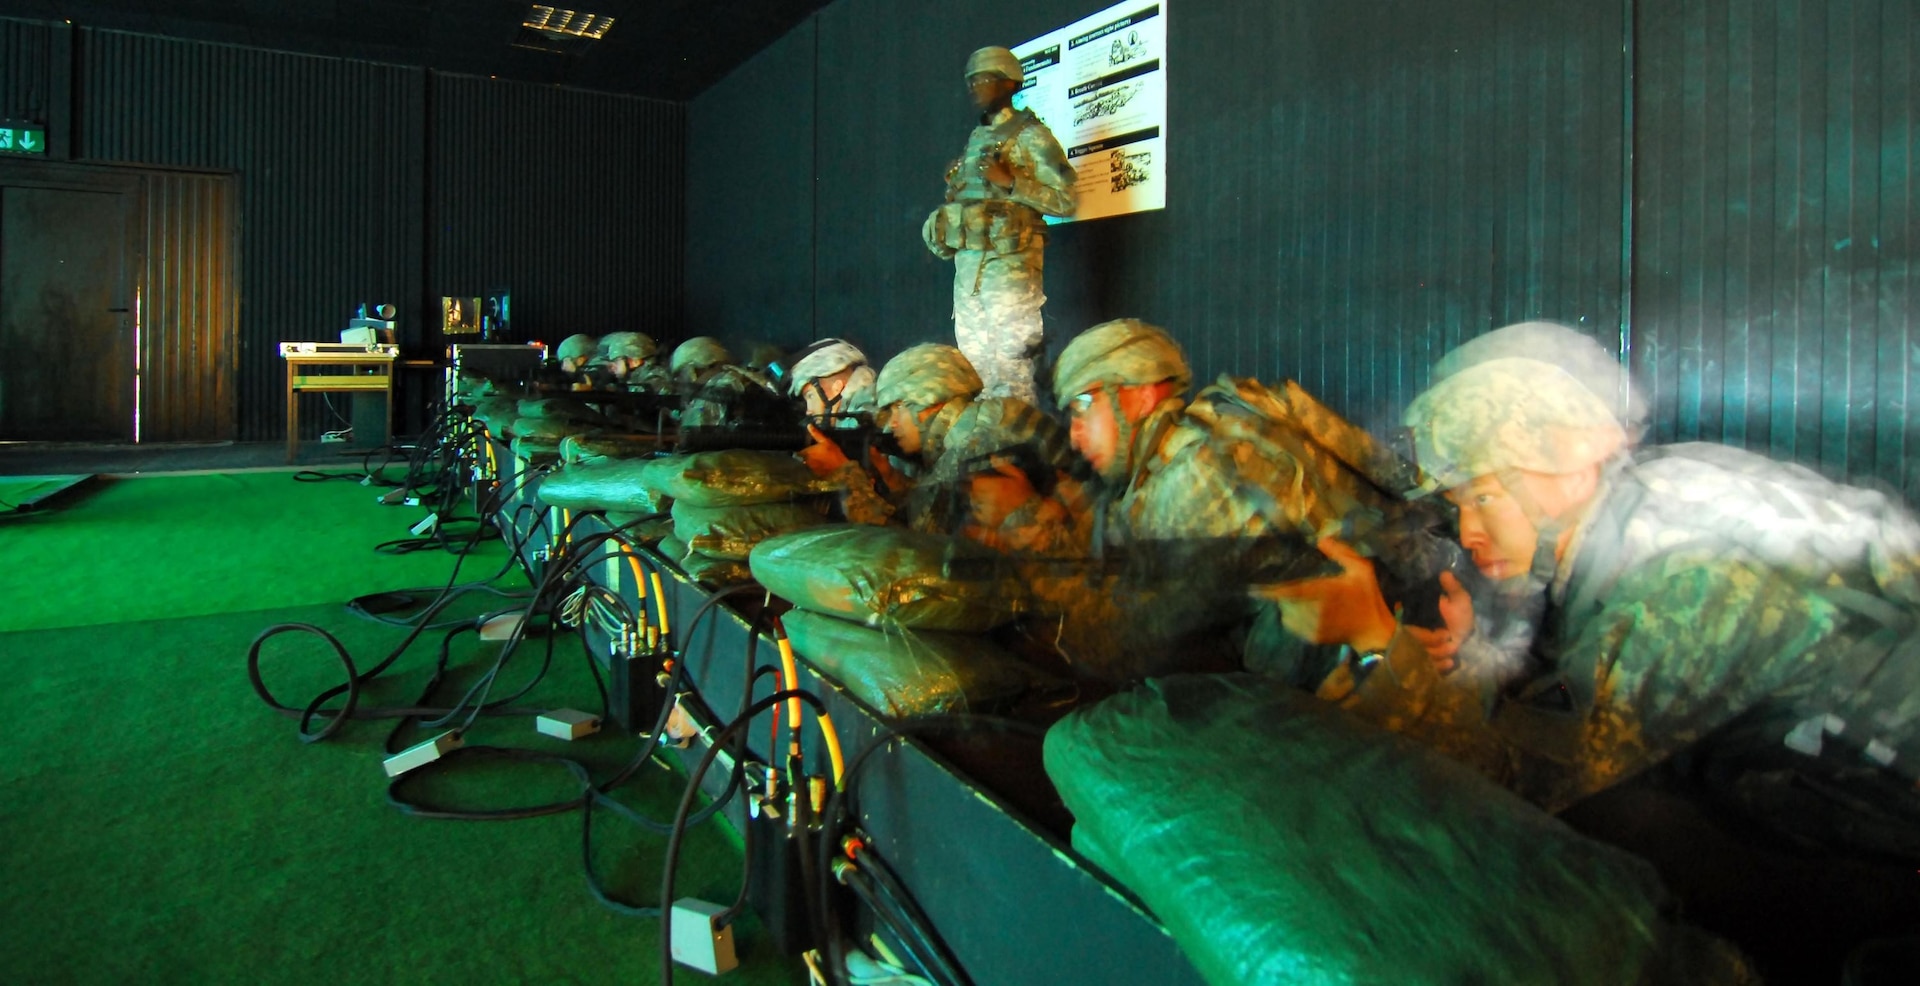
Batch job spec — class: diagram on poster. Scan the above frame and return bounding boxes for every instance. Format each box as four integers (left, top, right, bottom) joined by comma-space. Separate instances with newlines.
1013, 2, 1166, 224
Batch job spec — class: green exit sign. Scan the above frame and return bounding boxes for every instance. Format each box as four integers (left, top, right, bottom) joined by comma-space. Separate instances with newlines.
0, 126, 47, 156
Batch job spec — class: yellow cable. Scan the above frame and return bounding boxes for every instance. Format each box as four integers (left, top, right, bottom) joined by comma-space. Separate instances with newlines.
559, 509, 572, 550
650, 571, 668, 635
817, 711, 845, 790
776, 632, 802, 737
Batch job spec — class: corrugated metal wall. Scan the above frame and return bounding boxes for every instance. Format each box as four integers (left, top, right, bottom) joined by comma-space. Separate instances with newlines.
0, 18, 686, 442
430, 75, 685, 342
138, 171, 238, 442
697, 0, 1628, 438
685, 17, 816, 350
1, 18, 60, 128
693, 0, 1918, 498
1633, 0, 1918, 495
78, 30, 427, 441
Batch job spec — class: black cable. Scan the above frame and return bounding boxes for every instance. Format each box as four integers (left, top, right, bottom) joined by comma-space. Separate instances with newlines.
842, 843, 970, 986
246, 462, 555, 740
834, 859, 966, 986
815, 715, 1048, 986
661, 688, 828, 986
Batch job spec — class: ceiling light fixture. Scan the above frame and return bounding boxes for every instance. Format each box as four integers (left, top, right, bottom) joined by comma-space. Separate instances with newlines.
523, 5, 615, 40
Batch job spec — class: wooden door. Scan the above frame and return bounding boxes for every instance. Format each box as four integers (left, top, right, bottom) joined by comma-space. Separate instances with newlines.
0, 168, 139, 442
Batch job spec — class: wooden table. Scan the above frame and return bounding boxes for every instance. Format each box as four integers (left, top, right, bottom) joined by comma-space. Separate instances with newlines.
281, 345, 398, 462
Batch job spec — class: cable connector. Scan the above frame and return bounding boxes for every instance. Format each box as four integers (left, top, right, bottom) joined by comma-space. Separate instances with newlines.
663, 698, 701, 749
668, 898, 739, 975
535, 708, 601, 741
382, 730, 462, 777
478, 612, 524, 642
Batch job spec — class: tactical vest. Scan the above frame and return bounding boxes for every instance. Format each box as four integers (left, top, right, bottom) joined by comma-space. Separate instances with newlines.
925, 109, 1050, 256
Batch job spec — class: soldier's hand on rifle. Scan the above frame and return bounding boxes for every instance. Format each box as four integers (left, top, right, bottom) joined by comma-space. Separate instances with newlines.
797, 424, 851, 477
966, 457, 1040, 530
868, 447, 905, 490
1400, 571, 1473, 671
1252, 538, 1399, 654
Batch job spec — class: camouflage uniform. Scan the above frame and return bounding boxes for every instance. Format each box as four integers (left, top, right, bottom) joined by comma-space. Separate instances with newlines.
924, 52, 1076, 406
1032, 320, 1391, 681
817, 344, 1071, 541
665, 337, 780, 429
1335, 355, 1920, 859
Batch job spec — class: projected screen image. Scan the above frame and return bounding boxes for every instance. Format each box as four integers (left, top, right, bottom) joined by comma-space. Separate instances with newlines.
442, 296, 484, 335
1013, 0, 1168, 224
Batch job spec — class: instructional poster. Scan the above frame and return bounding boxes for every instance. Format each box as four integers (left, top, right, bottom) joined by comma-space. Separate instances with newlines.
1013, 1, 1166, 224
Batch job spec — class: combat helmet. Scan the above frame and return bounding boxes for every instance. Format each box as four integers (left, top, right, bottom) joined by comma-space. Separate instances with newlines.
1432, 321, 1645, 442
670, 336, 733, 377
1051, 319, 1193, 410
597, 331, 657, 363
964, 46, 1024, 84
875, 344, 983, 409
1404, 355, 1629, 489
786, 339, 869, 395
555, 334, 599, 364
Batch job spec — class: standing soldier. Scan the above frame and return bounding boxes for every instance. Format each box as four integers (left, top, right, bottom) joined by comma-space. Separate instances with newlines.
923, 45, 1077, 405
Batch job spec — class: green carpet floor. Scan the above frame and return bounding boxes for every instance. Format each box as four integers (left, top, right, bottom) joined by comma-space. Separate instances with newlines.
0, 473, 806, 985
0, 472, 516, 633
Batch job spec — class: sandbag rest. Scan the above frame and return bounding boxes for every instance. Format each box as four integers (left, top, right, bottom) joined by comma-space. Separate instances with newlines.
1044, 674, 1752, 986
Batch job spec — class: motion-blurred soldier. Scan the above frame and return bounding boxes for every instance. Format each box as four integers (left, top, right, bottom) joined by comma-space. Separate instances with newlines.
592, 331, 671, 393
1267, 321, 1920, 850
922, 46, 1077, 405
670, 336, 783, 429
1263, 320, 1920, 980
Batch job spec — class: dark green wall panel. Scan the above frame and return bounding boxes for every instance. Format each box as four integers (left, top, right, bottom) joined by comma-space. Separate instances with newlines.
430, 75, 684, 345
1633, 0, 1917, 496
685, 17, 816, 354
695, 0, 1629, 438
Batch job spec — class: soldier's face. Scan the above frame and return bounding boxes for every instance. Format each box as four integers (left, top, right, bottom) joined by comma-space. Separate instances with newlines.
884, 402, 929, 455
1445, 476, 1541, 581
1445, 470, 1596, 580
1068, 387, 1119, 474
968, 73, 1017, 111
803, 369, 854, 417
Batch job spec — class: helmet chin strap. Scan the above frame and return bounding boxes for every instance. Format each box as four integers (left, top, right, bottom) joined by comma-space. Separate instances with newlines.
1100, 395, 1137, 483
1493, 467, 1572, 585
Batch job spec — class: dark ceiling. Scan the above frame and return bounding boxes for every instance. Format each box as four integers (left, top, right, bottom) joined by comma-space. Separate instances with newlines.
0, 0, 835, 101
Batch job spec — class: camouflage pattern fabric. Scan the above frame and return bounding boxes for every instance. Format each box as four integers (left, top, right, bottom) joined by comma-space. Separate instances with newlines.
828, 395, 1071, 534
873, 344, 982, 409
621, 362, 674, 395
1405, 356, 1628, 488
1029, 378, 1394, 682
680, 365, 780, 429
1330, 445, 1920, 855
953, 248, 1046, 404
1050, 319, 1193, 410
935, 105, 1076, 405
556, 334, 600, 363
670, 336, 732, 377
